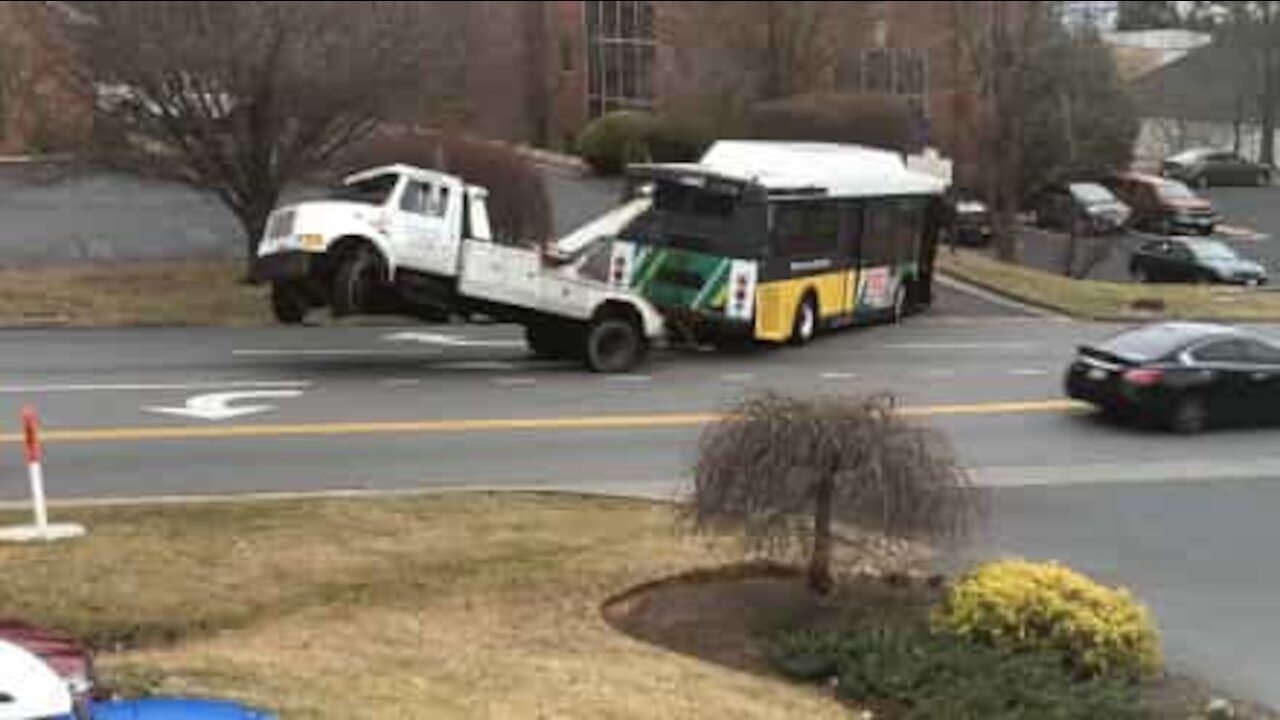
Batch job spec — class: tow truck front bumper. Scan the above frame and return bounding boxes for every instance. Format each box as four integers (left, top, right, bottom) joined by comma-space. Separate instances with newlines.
254, 251, 315, 283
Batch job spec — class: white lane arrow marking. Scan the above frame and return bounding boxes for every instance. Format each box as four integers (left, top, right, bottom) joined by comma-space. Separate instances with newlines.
145, 390, 304, 421
383, 331, 525, 349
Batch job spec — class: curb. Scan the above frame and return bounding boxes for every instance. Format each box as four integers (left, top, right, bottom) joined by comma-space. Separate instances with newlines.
935, 271, 1075, 322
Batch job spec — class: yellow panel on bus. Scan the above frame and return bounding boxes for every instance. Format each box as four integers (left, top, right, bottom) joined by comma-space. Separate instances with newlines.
753, 270, 857, 342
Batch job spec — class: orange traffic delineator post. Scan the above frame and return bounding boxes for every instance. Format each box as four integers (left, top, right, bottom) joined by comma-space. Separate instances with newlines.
0, 407, 85, 543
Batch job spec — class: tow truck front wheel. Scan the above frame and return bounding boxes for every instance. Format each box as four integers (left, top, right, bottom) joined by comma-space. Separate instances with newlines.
271, 282, 309, 325
584, 317, 646, 374
332, 246, 382, 318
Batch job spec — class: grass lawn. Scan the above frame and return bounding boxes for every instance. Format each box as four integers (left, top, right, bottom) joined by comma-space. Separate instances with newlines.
0, 261, 270, 327
0, 494, 851, 720
938, 249, 1280, 322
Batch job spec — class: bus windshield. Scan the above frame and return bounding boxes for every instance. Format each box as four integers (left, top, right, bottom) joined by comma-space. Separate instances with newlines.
627, 178, 768, 255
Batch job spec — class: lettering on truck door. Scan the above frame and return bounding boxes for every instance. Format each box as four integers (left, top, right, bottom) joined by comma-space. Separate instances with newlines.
392, 180, 454, 276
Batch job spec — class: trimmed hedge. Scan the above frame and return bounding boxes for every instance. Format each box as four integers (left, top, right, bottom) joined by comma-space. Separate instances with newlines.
933, 560, 1162, 681
770, 622, 1143, 720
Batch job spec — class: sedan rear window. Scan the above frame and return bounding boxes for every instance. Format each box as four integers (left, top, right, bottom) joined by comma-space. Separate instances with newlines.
1068, 183, 1115, 205
1098, 325, 1224, 361
1187, 240, 1239, 262
1156, 181, 1196, 201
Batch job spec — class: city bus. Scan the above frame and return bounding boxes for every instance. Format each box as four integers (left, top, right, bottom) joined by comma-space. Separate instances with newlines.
606, 141, 949, 346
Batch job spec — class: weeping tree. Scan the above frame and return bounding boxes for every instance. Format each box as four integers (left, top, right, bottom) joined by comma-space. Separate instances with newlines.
75, 1, 457, 269
687, 394, 978, 595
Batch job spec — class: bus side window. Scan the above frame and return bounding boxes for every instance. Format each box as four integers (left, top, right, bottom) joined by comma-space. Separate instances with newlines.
861, 201, 896, 267
840, 203, 863, 262
772, 202, 839, 258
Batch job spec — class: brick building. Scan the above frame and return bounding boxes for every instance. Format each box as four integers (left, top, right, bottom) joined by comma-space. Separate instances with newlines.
547, 1, 987, 167
0, 0, 991, 171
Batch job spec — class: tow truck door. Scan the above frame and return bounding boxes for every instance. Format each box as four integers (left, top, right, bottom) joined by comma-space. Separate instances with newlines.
390, 178, 458, 278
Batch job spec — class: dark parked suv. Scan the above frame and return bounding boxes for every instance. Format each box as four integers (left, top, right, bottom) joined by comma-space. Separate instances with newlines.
1103, 172, 1217, 236
1129, 237, 1267, 285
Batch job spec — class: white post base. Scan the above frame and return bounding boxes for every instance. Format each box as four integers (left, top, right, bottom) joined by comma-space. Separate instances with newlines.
0, 523, 86, 543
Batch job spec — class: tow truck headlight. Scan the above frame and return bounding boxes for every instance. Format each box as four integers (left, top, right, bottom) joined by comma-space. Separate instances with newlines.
298, 234, 325, 251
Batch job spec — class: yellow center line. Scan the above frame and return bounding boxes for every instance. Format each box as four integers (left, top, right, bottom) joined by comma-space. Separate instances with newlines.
0, 399, 1085, 446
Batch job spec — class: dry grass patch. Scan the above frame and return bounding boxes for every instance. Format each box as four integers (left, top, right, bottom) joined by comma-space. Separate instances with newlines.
0, 261, 270, 326
939, 249, 1280, 321
0, 493, 851, 719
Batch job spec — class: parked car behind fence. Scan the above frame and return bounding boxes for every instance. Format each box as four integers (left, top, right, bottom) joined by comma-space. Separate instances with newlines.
1162, 148, 1271, 188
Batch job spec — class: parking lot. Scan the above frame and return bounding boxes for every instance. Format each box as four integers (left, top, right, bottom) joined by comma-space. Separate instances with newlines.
1017, 187, 1280, 283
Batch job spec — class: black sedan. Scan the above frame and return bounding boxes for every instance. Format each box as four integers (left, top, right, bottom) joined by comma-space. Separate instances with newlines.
1066, 322, 1280, 433
1162, 148, 1272, 188
1129, 237, 1268, 286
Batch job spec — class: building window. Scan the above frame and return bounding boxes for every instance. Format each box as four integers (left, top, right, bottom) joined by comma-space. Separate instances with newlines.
862, 47, 927, 97
864, 49, 892, 93
560, 37, 576, 73
585, 1, 656, 119
896, 49, 926, 96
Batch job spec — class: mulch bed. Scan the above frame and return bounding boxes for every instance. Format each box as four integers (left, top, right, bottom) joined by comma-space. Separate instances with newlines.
603, 563, 1279, 719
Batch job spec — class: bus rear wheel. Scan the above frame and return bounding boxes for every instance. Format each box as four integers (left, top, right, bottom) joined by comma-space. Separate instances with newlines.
790, 294, 818, 346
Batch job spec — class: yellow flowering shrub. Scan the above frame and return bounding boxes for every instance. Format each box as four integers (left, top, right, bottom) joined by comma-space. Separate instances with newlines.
932, 560, 1162, 680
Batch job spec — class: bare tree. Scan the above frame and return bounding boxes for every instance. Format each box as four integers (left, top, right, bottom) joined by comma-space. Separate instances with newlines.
687, 393, 977, 595
659, 1, 848, 134
952, 1, 1061, 262
75, 1, 457, 269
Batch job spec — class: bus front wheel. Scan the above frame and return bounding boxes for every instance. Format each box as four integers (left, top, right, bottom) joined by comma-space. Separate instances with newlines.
790, 294, 818, 346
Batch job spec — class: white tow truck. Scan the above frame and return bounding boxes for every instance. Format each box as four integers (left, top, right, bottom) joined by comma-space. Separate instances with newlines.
254, 164, 661, 373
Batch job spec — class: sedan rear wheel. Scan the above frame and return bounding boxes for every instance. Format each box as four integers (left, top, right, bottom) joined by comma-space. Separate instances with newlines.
1169, 396, 1208, 434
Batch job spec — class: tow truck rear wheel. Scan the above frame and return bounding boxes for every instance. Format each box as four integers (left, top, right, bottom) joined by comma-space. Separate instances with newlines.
271, 282, 309, 325
584, 316, 645, 373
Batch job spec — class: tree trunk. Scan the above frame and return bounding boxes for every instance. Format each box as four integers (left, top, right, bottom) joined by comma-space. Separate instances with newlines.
807, 476, 835, 595
237, 199, 276, 281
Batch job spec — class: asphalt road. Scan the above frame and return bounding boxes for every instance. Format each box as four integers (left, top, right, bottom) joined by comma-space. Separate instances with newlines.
0, 314, 1278, 704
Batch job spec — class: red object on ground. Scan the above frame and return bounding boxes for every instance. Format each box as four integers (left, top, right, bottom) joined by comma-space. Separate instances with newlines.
22, 406, 41, 463
0, 620, 94, 701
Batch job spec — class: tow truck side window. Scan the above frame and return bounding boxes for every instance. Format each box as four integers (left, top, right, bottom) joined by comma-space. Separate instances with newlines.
400, 182, 450, 218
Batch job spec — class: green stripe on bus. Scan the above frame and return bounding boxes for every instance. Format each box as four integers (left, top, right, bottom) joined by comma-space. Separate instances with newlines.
692, 259, 731, 310
634, 248, 668, 292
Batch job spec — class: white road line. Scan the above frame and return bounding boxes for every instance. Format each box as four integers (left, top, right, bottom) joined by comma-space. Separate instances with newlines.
0, 380, 312, 394
1010, 369, 1050, 377
606, 374, 653, 383
233, 349, 442, 357
384, 331, 526, 349
884, 342, 1040, 350
821, 372, 858, 381
920, 369, 957, 379
493, 377, 538, 388
720, 373, 755, 383
382, 379, 423, 388
434, 361, 519, 372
